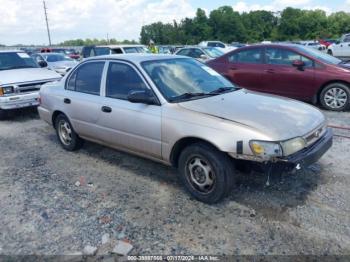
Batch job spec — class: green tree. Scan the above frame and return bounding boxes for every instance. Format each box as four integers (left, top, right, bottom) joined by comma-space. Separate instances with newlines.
208, 6, 246, 43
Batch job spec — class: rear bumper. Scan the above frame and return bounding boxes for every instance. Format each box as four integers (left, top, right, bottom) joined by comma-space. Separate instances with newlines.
274, 127, 333, 171
0, 92, 39, 110
38, 106, 52, 125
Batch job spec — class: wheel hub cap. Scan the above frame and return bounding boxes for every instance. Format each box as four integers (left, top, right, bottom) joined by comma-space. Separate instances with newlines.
324, 87, 347, 109
187, 157, 215, 193
59, 121, 72, 145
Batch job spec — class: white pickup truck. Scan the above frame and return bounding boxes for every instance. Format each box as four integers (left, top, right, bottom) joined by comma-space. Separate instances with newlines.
327, 33, 350, 58
0, 50, 61, 118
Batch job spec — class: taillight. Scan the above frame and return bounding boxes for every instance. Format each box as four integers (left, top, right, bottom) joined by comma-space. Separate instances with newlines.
38, 96, 42, 105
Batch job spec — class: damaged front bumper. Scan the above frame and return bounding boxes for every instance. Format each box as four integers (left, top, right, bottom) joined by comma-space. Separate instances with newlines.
230, 128, 333, 173
277, 127, 333, 170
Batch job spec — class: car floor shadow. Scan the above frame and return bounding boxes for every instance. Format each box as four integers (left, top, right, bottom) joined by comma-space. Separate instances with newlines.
47, 134, 323, 214
76, 140, 180, 185
226, 164, 322, 221
0, 107, 39, 122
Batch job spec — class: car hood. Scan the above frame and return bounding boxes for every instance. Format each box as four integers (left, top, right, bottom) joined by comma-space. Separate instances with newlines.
0, 68, 61, 85
338, 62, 350, 70
48, 60, 78, 68
178, 89, 326, 141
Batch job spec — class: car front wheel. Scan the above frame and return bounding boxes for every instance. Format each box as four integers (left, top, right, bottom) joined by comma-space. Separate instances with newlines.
178, 142, 235, 204
320, 83, 350, 111
55, 114, 84, 151
327, 49, 333, 56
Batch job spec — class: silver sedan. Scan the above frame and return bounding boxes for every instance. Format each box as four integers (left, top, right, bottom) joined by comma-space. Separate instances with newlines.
38, 54, 332, 203
32, 53, 78, 76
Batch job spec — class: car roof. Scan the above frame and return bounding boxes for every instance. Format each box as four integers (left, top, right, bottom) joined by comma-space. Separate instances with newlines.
95, 45, 145, 48
0, 50, 25, 53
238, 43, 302, 49
85, 54, 184, 63
40, 52, 66, 56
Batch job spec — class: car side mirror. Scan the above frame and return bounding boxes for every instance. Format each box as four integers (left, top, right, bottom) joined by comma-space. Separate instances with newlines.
292, 60, 305, 70
38, 60, 48, 68
127, 89, 157, 105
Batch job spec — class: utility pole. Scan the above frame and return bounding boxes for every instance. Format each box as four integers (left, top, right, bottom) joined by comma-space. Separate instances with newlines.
43, 0, 52, 46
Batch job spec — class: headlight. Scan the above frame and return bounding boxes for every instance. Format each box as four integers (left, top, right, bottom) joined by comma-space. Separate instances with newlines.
281, 137, 306, 156
0, 86, 14, 96
249, 140, 282, 159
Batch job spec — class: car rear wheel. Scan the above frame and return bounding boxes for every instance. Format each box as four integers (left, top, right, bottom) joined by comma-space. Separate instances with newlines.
0, 110, 6, 120
320, 83, 350, 111
55, 114, 84, 151
178, 142, 235, 204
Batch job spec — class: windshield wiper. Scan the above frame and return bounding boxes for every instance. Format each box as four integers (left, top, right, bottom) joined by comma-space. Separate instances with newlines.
339, 59, 350, 64
209, 86, 237, 94
169, 92, 215, 102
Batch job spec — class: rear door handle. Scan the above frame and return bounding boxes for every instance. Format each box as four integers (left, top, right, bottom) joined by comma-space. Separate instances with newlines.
64, 98, 71, 104
265, 69, 275, 74
101, 106, 112, 113
229, 67, 238, 71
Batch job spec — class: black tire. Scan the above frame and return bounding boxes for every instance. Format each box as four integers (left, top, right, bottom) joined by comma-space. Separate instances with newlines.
320, 82, 350, 111
0, 109, 6, 120
327, 49, 333, 56
178, 142, 235, 204
54, 114, 84, 151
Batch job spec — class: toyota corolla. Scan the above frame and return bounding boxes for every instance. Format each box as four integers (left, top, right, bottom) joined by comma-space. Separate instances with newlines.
38, 54, 332, 203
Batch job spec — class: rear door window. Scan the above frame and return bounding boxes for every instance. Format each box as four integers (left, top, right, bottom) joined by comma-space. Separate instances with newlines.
66, 62, 105, 95
228, 48, 263, 64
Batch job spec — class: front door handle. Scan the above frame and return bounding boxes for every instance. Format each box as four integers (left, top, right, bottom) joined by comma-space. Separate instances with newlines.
64, 98, 71, 104
229, 67, 238, 71
265, 69, 275, 74
101, 106, 112, 113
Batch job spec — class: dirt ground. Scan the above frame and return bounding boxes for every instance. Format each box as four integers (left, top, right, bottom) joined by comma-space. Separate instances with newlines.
0, 108, 349, 258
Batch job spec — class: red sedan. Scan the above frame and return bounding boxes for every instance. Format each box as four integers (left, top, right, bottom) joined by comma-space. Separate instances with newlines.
207, 44, 350, 111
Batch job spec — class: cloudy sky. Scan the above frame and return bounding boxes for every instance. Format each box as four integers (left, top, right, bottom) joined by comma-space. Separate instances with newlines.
0, 0, 348, 45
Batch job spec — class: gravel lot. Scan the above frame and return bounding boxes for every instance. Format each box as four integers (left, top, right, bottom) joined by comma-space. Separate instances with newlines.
0, 108, 349, 258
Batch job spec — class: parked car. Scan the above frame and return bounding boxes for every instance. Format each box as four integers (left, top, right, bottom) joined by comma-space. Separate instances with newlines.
327, 33, 350, 58
231, 42, 247, 48
0, 50, 61, 118
175, 47, 224, 62
157, 45, 175, 54
301, 41, 327, 52
81, 45, 150, 58
32, 53, 78, 76
319, 39, 337, 48
198, 41, 235, 53
51, 48, 80, 60
207, 44, 350, 111
38, 54, 332, 203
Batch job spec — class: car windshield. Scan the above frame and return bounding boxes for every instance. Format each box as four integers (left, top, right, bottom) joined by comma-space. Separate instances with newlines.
43, 54, 73, 62
0, 52, 38, 71
142, 58, 236, 102
123, 47, 148, 53
295, 45, 342, 65
203, 47, 224, 58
